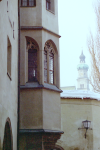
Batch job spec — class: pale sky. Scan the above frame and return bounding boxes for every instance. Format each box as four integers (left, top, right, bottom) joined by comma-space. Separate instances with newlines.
58, 0, 97, 88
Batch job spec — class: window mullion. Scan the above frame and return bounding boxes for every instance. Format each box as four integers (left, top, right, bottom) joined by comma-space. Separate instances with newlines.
27, 0, 29, 6
47, 51, 49, 83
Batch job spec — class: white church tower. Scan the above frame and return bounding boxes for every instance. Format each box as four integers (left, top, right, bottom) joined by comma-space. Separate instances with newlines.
77, 51, 89, 90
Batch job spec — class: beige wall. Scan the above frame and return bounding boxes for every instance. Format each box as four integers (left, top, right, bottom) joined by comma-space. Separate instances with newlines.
43, 89, 61, 130
20, 0, 59, 34
20, 88, 61, 130
59, 98, 100, 150
0, 0, 18, 149
20, 89, 43, 129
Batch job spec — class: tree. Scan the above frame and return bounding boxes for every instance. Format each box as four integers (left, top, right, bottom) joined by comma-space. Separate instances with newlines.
87, 0, 100, 93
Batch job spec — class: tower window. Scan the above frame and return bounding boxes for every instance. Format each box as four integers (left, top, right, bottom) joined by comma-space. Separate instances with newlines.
46, 0, 55, 13
44, 41, 55, 84
46, 0, 51, 10
7, 37, 12, 80
21, 0, 36, 7
49, 51, 54, 84
80, 84, 84, 88
28, 49, 37, 82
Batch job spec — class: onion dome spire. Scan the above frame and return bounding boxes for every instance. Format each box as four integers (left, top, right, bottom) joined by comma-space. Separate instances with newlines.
79, 51, 85, 63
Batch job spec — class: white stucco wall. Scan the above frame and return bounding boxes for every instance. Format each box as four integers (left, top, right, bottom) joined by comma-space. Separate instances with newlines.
0, 0, 18, 149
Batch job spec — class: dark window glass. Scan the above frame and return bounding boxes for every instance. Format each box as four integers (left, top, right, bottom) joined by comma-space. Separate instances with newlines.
28, 49, 37, 82
46, 0, 50, 10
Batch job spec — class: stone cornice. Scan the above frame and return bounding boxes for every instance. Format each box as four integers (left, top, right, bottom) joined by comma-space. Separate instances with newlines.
20, 26, 61, 38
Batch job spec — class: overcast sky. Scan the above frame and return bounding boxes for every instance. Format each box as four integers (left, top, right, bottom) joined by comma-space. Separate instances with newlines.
58, 0, 97, 88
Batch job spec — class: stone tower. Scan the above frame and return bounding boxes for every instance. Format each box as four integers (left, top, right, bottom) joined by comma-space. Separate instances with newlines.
19, 0, 63, 149
77, 51, 89, 90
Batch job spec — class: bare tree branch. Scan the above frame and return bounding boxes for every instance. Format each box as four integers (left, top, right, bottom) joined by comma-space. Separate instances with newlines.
87, 0, 100, 93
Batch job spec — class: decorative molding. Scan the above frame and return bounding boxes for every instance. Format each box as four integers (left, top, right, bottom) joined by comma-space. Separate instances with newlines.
26, 36, 39, 50
20, 82, 62, 93
21, 26, 61, 38
44, 40, 55, 54
19, 129, 64, 134
19, 130, 63, 150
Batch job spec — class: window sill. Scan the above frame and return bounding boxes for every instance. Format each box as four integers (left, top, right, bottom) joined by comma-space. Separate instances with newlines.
46, 9, 55, 14
20, 82, 62, 93
20, 5, 36, 7
7, 72, 12, 81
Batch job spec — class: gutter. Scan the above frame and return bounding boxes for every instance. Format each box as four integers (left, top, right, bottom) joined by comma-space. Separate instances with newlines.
17, 0, 20, 149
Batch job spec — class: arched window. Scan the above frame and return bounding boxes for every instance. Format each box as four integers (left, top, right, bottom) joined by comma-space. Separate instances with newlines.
26, 37, 39, 82
3, 118, 13, 150
44, 40, 55, 84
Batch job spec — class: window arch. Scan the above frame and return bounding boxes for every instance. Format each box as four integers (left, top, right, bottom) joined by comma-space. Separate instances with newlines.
44, 40, 56, 84
3, 118, 13, 150
26, 37, 39, 82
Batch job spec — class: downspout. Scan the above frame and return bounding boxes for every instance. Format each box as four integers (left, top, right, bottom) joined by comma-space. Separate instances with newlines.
17, 0, 20, 149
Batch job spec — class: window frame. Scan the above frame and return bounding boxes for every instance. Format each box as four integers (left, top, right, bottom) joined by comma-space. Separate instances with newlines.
26, 37, 39, 83
44, 41, 55, 85
46, 0, 51, 10
21, 0, 36, 7
46, 0, 55, 14
28, 49, 37, 82
80, 84, 84, 88
44, 50, 48, 83
49, 50, 54, 84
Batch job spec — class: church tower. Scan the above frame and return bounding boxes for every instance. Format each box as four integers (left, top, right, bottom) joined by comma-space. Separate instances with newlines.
77, 51, 89, 90
19, 0, 63, 149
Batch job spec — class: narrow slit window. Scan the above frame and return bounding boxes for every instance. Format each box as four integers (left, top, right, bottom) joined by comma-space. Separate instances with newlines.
44, 50, 47, 82
7, 37, 12, 80
46, 0, 51, 10
46, 0, 55, 13
49, 51, 54, 84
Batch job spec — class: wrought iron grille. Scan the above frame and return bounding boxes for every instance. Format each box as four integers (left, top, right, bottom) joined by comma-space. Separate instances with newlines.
44, 50, 47, 82
49, 51, 54, 84
28, 49, 37, 82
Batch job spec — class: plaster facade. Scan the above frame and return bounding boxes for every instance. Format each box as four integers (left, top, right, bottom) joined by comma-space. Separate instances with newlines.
0, 0, 18, 149
59, 95, 100, 150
